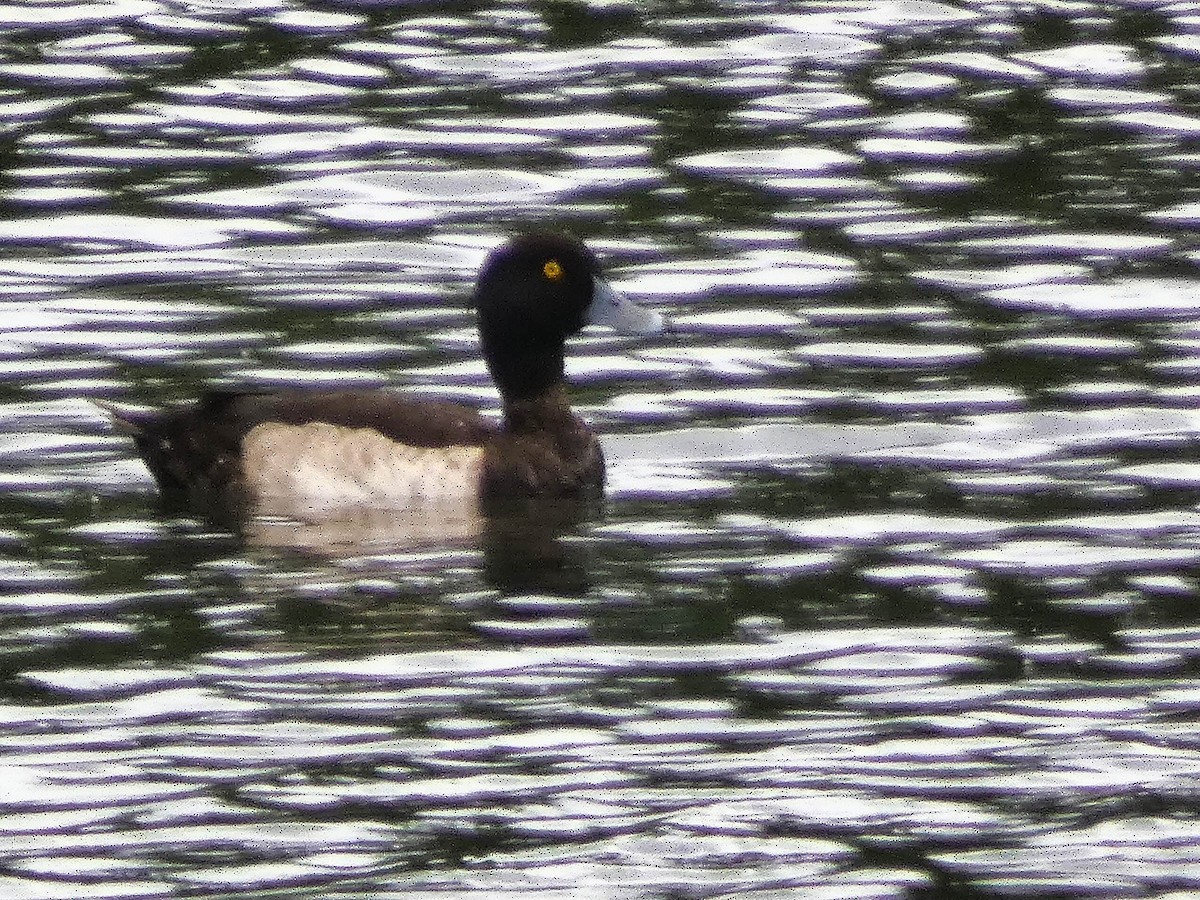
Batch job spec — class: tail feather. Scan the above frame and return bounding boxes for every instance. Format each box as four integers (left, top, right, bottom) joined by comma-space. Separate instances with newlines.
90, 398, 154, 437
92, 397, 241, 504
91, 399, 188, 494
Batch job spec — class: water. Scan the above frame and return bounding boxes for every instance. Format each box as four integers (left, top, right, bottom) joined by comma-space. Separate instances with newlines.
3, 0, 1200, 897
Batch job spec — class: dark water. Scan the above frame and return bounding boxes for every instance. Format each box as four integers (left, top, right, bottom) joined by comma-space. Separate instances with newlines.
4, 0, 1200, 897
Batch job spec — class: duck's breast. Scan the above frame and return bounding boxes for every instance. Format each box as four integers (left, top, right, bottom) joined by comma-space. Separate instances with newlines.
241, 421, 484, 515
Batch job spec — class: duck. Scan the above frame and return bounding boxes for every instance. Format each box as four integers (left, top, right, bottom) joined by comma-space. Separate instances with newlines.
99, 232, 663, 519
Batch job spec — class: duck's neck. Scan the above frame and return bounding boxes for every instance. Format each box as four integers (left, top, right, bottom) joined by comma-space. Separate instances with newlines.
502, 383, 581, 436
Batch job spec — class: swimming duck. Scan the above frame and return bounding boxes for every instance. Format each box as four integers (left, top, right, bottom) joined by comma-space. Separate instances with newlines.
100, 232, 663, 517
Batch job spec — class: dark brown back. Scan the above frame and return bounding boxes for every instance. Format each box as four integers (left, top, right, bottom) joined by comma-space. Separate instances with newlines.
133, 390, 495, 505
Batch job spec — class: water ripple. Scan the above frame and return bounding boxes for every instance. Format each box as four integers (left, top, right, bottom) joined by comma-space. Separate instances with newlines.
0, 213, 303, 249
169, 169, 574, 217
2, 1, 1200, 897
983, 277, 1200, 318
1012, 44, 1145, 82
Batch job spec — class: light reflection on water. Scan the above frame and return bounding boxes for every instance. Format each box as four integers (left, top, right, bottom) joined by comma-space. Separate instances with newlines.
3, 0, 1200, 897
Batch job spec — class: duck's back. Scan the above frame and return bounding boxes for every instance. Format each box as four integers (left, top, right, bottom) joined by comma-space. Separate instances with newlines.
129, 390, 496, 510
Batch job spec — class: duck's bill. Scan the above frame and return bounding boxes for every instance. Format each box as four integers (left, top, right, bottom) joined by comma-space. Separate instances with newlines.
586, 279, 664, 334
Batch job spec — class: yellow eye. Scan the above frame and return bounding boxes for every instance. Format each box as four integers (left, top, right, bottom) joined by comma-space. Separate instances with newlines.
542, 259, 564, 281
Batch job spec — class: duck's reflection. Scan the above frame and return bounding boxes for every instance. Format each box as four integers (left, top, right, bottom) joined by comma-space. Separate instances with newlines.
244, 500, 486, 550
242, 495, 598, 595
478, 502, 595, 596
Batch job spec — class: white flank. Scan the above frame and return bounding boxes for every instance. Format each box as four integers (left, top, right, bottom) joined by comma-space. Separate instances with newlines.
242, 422, 484, 515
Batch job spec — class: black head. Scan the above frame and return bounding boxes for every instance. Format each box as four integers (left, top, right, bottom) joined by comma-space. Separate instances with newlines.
473, 232, 603, 400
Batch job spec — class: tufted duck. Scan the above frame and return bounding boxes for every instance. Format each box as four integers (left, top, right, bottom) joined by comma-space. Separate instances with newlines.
99, 232, 663, 518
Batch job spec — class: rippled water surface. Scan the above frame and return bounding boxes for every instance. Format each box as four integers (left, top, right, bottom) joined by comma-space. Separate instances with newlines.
6, 0, 1200, 897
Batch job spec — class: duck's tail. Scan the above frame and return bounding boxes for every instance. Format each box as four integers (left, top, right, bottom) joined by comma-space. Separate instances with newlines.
90, 398, 155, 438
91, 399, 188, 494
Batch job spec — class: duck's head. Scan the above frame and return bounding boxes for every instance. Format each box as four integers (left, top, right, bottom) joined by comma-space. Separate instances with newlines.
474, 232, 662, 401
